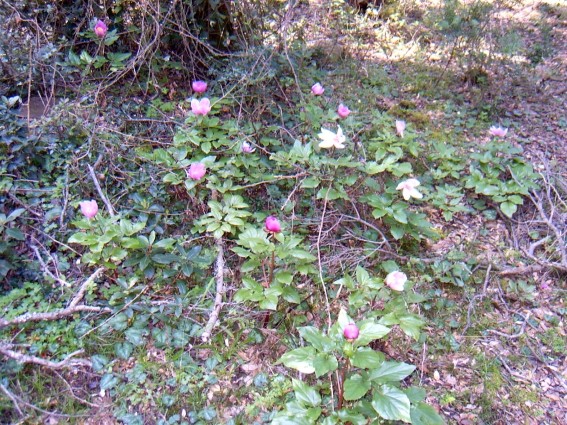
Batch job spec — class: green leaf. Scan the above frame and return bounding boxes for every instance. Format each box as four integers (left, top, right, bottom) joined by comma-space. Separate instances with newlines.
405, 386, 427, 403
292, 378, 321, 407
368, 361, 416, 383
277, 347, 316, 374
500, 201, 517, 218
410, 402, 445, 425
312, 352, 338, 377
275, 270, 293, 284
355, 322, 391, 346
100, 373, 119, 390
351, 347, 385, 369
281, 285, 301, 304
343, 374, 371, 401
259, 287, 279, 310
355, 266, 371, 286
115, 342, 134, 359
390, 225, 406, 240
151, 253, 180, 264
125, 328, 145, 346
298, 326, 334, 352
372, 384, 411, 423
301, 176, 320, 188
91, 355, 108, 372
399, 314, 425, 340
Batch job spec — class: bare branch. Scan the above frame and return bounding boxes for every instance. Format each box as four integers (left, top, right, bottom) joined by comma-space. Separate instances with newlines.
0, 268, 110, 330
0, 345, 91, 369
201, 236, 225, 343
87, 164, 116, 217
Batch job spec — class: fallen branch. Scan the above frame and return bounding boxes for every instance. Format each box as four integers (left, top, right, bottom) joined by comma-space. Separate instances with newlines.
0, 268, 110, 329
201, 236, 225, 342
0, 345, 91, 369
87, 163, 115, 217
498, 264, 546, 277
488, 312, 530, 339
462, 263, 492, 335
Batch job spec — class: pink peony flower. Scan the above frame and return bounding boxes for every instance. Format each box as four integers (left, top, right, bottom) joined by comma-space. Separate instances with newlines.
79, 200, 98, 219
396, 178, 423, 201
186, 163, 206, 180
343, 323, 359, 341
396, 120, 406, 138
318, 126, 346, 149
337, 104, 351, 119
191, 98, 211, 116
94, 20, 108, 38
265, 216, 281, 233
385, 271, 407, 291
241, 141, 255, 153
192, 81, 207, 93
489, 126, 508, 137
311, 83, 324, 95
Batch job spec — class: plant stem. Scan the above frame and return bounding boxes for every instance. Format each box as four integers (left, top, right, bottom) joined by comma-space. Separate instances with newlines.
337, 358, 350, 410
262, 250, 277, 328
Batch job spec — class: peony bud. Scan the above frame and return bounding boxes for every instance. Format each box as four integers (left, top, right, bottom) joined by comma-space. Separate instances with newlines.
192, 80, 207, 93
186, 162, 206, 180
265, 216, 281, 233
311, 83, 324, 95
79, 200, 98, 219
94, 20, 108, 38
343, 323, 359, 341
337, 104, 351, 119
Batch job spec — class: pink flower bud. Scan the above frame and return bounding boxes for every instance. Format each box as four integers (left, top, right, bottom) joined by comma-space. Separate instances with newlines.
311, 83, 324, 96
94, 20, 108, 38
265, 216, 281, 233
192, 81, 207, 93
385, 271, 407, 291
241, 141, 255, 153
337, 104, 351, 119
343, 323, 359, 340
186, 163, 206, 180
79, 200, 98, 219
191, 98, 211, 116
396, 120, 406, 137
489, 126, 508, 137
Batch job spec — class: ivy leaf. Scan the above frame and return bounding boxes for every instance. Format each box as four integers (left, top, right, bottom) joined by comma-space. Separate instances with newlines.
343, 374, 371, 401
114, 342, 133, 359
371, 384, 411, 423
276, 347, 316, 374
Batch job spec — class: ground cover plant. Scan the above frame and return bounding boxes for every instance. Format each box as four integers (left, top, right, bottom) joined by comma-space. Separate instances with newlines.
0, 0, 565, 424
